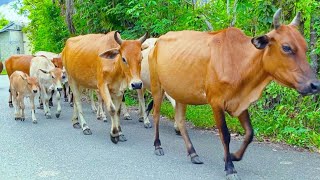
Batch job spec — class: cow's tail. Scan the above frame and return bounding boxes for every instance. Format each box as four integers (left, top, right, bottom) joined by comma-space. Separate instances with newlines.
145, 99, 154, 117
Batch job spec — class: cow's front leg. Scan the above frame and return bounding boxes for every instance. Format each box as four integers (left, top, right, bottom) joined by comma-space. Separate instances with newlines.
30, 95, 37, 124
55, 90, 62, 118
12, 90, 20, 120
20, 96, 26, 121
111, 94, 126, 142
99, 84, 118, 143
41, 86, 51, 119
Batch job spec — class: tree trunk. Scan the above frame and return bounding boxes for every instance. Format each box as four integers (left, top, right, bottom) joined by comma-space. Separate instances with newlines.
65, 0, 76, 35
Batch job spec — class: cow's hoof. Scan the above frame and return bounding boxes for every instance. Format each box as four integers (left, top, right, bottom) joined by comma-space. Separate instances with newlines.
110, 134, 119, 144
21, 117, 25, 121
9, 104, 13, 108
103, 118, 108, 123
83, 129, 92, 135
124, 115, 132, 120
70, 103, 73, 107
144, 122, 152, 128
37, 106, 43, 109
119, 134, 127, 142
154, 147, 164, 156
175, 129, 181, 136
73, 122, 81, 129
56, 113, 60, 118
45, 114, 52, 119
190, 154, 203, 164
138, 117, 143, 122
64, 98, 68, 102
226, 173, 240, 180
32, 120, 38, 124
15, 117, 21, 121
97, 116, 101, 120
230, 153, 242, 161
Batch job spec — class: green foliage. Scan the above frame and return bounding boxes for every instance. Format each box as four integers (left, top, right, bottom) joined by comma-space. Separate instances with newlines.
22, 0, 320, 150
0, 14, 9, 29
21, 0, 69, 53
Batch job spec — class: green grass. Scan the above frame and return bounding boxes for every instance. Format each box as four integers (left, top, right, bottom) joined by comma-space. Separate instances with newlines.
1, 68, 7, 75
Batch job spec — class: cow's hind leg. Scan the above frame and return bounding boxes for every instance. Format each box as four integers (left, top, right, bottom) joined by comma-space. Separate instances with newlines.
96, 92, 107, 122
137, 88, 151, 128
49, 90, 54, 107
41, 86, 51, 119
20, 96, 25, 121
121, 94, 131, 120
229, 109, 253, 161
90, 89, 97, 113
8, 88, 13, 108
175, 102, 203, 164
212, 106, 239, 179
69, 78, 91, 135
12, 90, 20, 120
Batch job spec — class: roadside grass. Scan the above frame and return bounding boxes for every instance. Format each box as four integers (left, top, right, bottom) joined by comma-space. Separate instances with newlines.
124, 83, 320, 151
1, 69, 7, 75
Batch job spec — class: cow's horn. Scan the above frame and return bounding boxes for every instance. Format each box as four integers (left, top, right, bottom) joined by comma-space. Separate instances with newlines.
114, 31, 123, 45
290, 12, 301, 27
273, 8, 282, 29
138, 32, 148, 44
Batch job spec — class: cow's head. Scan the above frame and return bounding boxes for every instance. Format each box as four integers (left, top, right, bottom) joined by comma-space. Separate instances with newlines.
20, 74, 39, 94
252, 8, 320, 95
99, 31, 148, 90
39, 68, 63, 92
52, 57, 63, 69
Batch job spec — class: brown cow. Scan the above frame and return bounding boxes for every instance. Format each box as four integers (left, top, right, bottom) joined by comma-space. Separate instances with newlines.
10, 71, 39, 123
0, 61, 3, 74
149, 9, 320, 179
62, 31, 147, 143
5, 55, 34, 107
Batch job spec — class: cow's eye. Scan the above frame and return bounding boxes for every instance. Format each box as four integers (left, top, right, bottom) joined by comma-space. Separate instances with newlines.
282, 45, 292, 53
52, 76, 55, 79
122, 57, 127, 64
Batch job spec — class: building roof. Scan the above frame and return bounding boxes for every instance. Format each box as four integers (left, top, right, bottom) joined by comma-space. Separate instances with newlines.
0, 21, 22, 33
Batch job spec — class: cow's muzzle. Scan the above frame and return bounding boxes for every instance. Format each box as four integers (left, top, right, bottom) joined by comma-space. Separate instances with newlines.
57, 88, 63, 92
298, 80, 320, 95
131, 81, 143, 90
33, 90, 38, 93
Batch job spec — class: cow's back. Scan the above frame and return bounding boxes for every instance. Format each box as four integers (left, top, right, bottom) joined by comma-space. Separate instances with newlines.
5, 55, 34, 78
30, 56, 55, 84
62, 32, 119, 88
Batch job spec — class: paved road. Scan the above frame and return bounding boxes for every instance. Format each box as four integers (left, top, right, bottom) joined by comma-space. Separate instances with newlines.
0, 75, 320, 180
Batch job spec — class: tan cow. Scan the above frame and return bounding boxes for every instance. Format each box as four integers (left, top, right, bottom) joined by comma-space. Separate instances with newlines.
62, 31, 147, 143
30, 56, 63, 119
5, 55, 34, 107
9, 71, 39, 123
149, 9, 320, 179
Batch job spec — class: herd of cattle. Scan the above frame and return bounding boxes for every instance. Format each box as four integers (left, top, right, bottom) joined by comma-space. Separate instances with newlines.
1, 9, 319, 179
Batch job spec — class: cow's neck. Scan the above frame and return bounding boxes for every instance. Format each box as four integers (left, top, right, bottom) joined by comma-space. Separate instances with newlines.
227, 47, 273, 116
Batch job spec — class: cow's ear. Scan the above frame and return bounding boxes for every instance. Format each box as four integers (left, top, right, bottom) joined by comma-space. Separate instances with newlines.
141, 44, 149, 50
251, 35, 269, 49
99, 48, 120, 60
39, 69, 49, 74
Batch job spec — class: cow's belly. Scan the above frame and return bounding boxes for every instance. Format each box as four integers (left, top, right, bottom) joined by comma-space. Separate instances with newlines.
156, 60, 208, 105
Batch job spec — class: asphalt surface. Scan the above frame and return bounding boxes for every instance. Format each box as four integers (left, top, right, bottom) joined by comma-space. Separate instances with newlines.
0, 75, 320, 180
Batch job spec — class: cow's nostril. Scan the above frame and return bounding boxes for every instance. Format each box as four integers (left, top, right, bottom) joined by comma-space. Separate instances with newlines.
131, 82, 142, 90
310, 81, 320, 91
33, 90, 38, 93
57, 88, 63, 91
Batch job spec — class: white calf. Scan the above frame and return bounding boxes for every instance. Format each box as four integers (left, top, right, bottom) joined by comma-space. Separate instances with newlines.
30, 56, 63, 119
10, 71, 39, 123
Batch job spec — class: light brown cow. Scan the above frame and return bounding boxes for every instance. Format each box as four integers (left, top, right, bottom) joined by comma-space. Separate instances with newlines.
5, 55, 34, 107
149, 9, 320, 179
9, 71, 39, 123
62, 31, 147, 143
